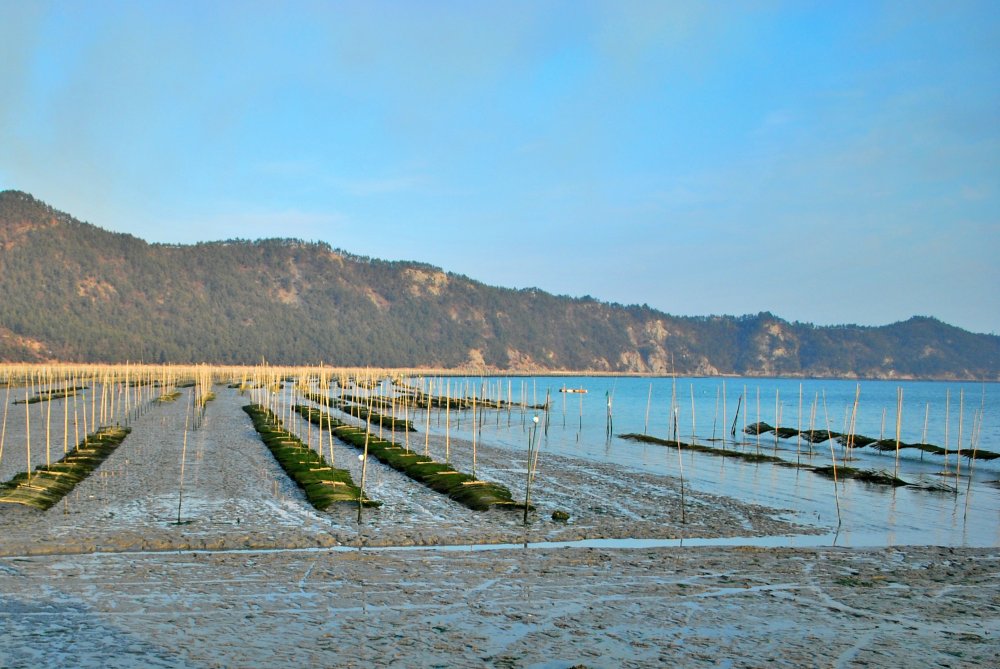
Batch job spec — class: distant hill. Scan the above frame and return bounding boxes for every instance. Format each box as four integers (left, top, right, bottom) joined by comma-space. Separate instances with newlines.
0, 190, 997, 379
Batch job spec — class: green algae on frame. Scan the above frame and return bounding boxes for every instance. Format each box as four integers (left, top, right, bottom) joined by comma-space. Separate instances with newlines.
0, 425, 131, 510
294, 404, 522, 512
242, 404, 378, 510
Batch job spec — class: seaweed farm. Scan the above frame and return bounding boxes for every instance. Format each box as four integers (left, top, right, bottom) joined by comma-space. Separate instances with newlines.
452, 374, 1000, 547
0, 366, 997, 548
1, 364, 998, 668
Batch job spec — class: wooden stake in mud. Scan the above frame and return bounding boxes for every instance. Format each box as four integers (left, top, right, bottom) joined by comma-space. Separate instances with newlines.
424, 378, 432, 457
325, 383, 336, 466
45, 382, 52, 466
357, 424, 371, 525
471, 386, 478, 480
676, 407, 686, 525
0, 380, 10, 469
177, 397, 191, 525
445, 381, 451, 462
24, 387, 31, 485
523, 415, 541, 526
404, 390, 410, 454
821, 391, 843, 528
63, 379, 69, 454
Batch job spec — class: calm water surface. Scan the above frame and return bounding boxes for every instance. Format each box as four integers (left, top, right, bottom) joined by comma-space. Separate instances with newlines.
396, 376, 1000, 548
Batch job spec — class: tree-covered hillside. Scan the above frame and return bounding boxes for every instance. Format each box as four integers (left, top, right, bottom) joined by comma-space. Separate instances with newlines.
1, 190, 997, 379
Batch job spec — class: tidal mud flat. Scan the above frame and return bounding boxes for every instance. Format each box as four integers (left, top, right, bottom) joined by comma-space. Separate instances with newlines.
1, 387, 998, 667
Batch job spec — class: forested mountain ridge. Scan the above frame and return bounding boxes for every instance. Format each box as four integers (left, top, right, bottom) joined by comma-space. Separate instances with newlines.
1, 190, 997, 379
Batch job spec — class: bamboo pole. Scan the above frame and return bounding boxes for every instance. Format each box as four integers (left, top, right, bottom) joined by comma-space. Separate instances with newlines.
24, 386, 31, 485
472, 385, 478, 480
943, 389, 951, 473
821, 391, 842, 528
721, 381, 727, 448
523, 415, 540, 526
63, 375, 70, 454
357, 417, 371, 525
0, 380, 10, 469
326, 377, 335, 466
894, 387, 903, 479
424, 378, 432, 457
45, 380, 52, 467
796, 383, 803, 463
956, 389, 964, 482
404, 387, 410, 453
445, 380, 451, 462
755, 387, 761, 453
177, 396, 191, 525
962, 386, 987, 517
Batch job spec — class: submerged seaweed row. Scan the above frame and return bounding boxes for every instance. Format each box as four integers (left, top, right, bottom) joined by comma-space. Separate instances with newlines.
294, 404, 521, 512
621, 433, 909, 487
242, 404, 378, 510
345, 387, 546, 412
0, 425, 131, 510
744, 422, 999, 461
410, 389, 547, 411
301, 391, 414, 432
12, 386, 88, 405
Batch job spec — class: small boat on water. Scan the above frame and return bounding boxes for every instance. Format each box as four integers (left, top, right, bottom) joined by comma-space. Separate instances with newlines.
559, 387, 588, 394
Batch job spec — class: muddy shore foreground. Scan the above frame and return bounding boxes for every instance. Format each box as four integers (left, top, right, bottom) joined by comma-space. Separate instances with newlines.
1, 388, 997, 667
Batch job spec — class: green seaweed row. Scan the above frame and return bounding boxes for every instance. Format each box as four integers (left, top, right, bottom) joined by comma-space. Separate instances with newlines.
744, 421, 999, 461
301, 391, 414, 432
294, 404, 521, 512
12, 386, 88, 405
392, 379, 550, 411
343, 388, 546, 412
0, 425, 131, 510
242, 404, 378, 510
620, 433, 910, 488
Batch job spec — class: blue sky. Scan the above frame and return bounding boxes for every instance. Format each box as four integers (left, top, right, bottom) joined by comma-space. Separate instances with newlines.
2, 1, 998, 334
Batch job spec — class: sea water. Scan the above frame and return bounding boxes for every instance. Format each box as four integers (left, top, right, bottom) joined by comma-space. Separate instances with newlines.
400, 376, 1000, 548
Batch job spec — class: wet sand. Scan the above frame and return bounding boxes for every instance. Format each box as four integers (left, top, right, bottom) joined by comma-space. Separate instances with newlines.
1, 388, 997, 667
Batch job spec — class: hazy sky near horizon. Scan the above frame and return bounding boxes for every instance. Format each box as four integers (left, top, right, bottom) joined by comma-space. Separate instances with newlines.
1, 1, 998, 334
